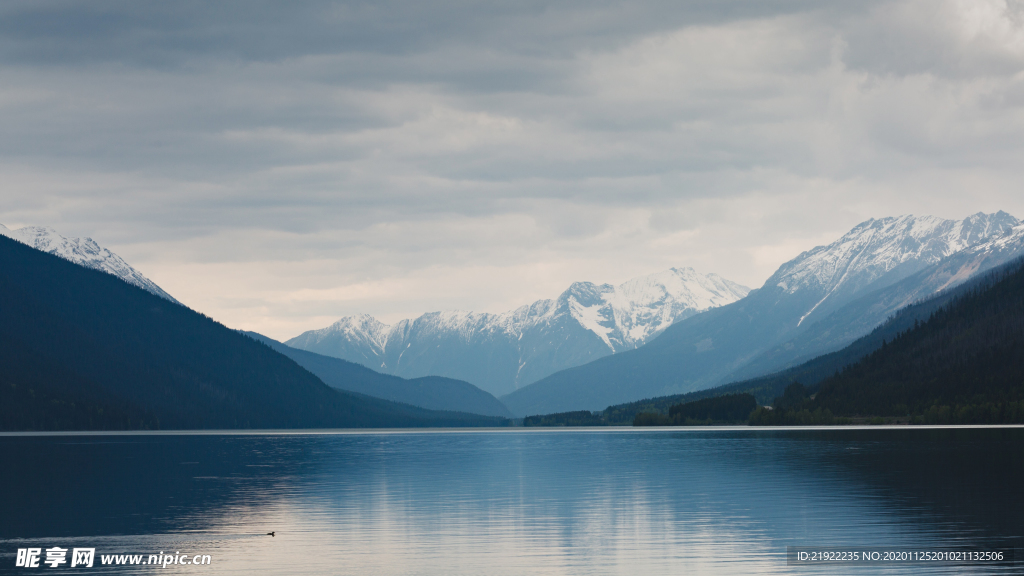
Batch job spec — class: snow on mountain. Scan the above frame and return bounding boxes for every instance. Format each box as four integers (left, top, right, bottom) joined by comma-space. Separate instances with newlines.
595, 268, 752, 350
726, 218, 1024, 385
913, 219, 1024, 298
965, 220, 1024, 260
0, 223, 179, 304
295, 314, 391, 367
401, 267, 747, 351
767, 211, 1020, 327
286, 267, 750, 396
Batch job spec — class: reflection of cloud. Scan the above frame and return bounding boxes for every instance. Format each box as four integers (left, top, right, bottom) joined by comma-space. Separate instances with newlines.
2, 1, 1024, 338
191, 429, 982, 575
8, 429, 1015, 573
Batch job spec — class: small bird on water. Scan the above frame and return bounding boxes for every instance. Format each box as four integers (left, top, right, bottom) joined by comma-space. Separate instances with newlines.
267, 532, 275, 537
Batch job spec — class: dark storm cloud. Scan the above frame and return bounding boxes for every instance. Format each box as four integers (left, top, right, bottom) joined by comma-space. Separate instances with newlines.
0, 1, 847, 66
1, 0, 1023, 338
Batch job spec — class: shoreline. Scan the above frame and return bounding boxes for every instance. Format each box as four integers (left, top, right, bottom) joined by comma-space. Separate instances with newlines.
2, 424, 1023, 437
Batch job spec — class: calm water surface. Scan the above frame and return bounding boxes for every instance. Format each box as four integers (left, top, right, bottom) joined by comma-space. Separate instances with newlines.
1, 428, 1021, 575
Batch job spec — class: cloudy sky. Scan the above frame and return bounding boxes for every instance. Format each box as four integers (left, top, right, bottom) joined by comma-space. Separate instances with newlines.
2, 0, 1023, 340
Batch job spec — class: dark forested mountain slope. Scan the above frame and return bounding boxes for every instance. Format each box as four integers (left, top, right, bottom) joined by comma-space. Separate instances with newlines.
801, 258, 1024, 422
0, 236, 506, 430
244, 332, 513, 418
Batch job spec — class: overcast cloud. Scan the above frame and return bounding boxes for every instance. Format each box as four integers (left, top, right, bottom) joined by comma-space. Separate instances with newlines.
2, 0, 1023, 339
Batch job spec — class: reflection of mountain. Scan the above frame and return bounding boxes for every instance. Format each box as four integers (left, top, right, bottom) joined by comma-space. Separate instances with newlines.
0, 235, 505, 430
3, 430, 1020, 571
287, 268, 749, 397
0, 434, 304, 538
503, 212, 1023, 415
761, 428, 1024, 543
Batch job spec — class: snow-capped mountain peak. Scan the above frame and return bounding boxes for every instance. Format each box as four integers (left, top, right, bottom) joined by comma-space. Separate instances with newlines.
0, 222, 178, 304
766, 211, 1019, 326
561, 266, 751, 351
293, 314, 392, 367
328, 314, 391, 352
286, 267, 750, 395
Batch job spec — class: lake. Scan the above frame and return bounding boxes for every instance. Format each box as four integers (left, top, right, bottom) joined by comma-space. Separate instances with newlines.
1, 427, 1022, 575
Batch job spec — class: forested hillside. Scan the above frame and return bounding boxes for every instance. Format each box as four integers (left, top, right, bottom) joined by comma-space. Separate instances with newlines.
0, 236, 507, 430
633, 394, 757, 426
753, 258, 1024, 424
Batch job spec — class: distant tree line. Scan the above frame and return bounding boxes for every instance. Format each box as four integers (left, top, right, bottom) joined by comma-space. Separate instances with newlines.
633, 393, 757, 426
523, 411, 605, 426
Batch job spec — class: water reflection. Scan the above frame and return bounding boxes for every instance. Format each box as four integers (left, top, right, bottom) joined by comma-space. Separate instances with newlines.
1, 429, 1021, 575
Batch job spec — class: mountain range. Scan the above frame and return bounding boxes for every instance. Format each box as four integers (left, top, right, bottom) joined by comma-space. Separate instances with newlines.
0, 222, 178, 303
6, 210, 1023, 429
501, 211, 1023, 415
0, 234, 507, 430
595, 252, 1024, 425
286, 267, 750, 397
